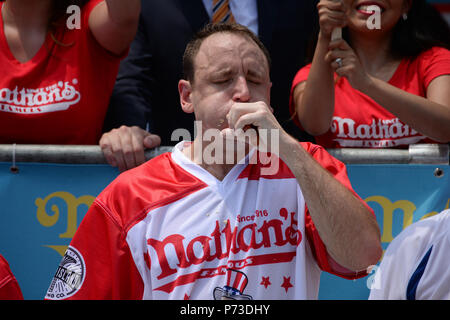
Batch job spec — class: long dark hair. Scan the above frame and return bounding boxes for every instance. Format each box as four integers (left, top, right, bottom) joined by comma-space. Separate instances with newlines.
306, 0, 450, 63
390, 0, 450, 58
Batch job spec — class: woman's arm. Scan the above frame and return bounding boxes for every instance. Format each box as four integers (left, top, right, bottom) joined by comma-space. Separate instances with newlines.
327, 39, 450, 143
88, 0, 141, 55
294, 32, 335, 135
226, 101, 382, 272
293, 0, 346, 136
360, 75, 450, 142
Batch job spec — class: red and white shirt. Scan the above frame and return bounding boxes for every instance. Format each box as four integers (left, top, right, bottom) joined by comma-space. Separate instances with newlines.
46, 141, 370, 300
0, 254, 23, 300
369, 209, 450, 300
0, 0, 124, 145
290, 47, 450, 148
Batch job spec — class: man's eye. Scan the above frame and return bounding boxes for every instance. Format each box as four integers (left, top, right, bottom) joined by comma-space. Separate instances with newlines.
213, 78, 231, 84
247, 78, 262, 84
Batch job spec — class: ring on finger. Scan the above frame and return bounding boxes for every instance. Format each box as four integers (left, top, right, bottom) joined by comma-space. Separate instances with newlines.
335, 57, 343, 68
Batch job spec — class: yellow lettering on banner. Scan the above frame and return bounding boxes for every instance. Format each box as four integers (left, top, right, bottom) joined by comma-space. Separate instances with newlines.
365, 196, 415, 242
44, 245, 69, 257
420, 199, 450, 221
36, 191, 94, 239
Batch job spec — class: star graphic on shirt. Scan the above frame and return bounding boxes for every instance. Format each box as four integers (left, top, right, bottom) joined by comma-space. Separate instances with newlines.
260, 276, 271, 289
281, 276, 293, 293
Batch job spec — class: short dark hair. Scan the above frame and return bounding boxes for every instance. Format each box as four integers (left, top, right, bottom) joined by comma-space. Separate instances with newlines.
183, 23, 271, 83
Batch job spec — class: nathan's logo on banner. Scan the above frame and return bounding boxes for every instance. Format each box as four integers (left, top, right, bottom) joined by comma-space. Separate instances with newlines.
0, 79, 81, 114
366, 196, 450, 243
36, 191, 94, 256
331, 116, 426, 147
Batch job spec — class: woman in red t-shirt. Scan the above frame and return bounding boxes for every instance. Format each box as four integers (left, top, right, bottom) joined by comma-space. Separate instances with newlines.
290, 0, 450, 148
0, 0, 140, 145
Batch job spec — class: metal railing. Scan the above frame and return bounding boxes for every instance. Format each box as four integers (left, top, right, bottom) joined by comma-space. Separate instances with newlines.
0, 143, 448, 165
327, 144, 449, 164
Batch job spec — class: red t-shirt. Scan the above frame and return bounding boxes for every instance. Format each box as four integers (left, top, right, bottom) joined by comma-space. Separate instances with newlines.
289, 47, 450, 148
0, 254, 23, 300
0, 0, 124, 145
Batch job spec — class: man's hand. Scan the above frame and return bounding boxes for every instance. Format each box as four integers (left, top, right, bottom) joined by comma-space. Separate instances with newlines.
100, 126, 161, 172
227, 102, 277, 131
224, 101, 283, 153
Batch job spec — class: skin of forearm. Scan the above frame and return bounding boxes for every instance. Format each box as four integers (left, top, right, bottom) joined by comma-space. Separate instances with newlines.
90, 0, 141, 55
361, 76, 450, 142
104, 0, 141, 26
296, 32, 335, 136
278, 133, 382, 271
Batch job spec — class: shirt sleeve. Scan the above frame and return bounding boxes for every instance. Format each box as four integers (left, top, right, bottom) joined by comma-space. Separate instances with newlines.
368, 235, 413, 300
82, 0, 104, 27
419, 46, 450, 89
369, 211, 450, 300
45, 200, 144, 300
0, 255, 23, 300
302, 142, 375, 280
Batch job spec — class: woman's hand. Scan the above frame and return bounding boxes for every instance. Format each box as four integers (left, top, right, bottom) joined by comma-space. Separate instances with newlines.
325, 39, 372, 91
317, 0, 348, 38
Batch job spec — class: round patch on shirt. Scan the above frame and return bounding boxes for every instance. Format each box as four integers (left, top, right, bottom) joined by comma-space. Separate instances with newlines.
45, 246, 86, 300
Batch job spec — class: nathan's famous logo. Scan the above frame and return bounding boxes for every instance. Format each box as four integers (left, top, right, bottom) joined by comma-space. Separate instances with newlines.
331, 116, 426, 147
0, 79, 81, 114
35, 191, 449, 268
36, 191, 94, 256
147, 208, 302, 294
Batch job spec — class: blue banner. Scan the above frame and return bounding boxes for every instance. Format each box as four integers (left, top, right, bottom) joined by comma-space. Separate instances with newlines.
319, 164, 449, 299
0, 162, 448, 300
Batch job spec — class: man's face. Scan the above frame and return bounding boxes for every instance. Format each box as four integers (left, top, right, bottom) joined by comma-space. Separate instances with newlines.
181, 32, 272, 131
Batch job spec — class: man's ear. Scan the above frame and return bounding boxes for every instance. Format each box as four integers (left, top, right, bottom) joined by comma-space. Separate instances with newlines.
268, 82, 273, 113
179, 79, 194, 114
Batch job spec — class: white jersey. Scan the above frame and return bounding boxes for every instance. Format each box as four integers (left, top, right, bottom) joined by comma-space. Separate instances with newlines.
46, 141, 369, 300
369, 209, 450, 300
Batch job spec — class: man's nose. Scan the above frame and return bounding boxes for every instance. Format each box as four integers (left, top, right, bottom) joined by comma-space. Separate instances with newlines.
232, 76, 251, 102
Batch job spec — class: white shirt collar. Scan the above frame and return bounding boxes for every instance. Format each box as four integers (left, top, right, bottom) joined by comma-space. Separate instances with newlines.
171, 140, 256, 188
